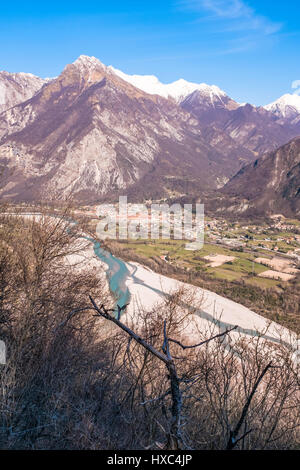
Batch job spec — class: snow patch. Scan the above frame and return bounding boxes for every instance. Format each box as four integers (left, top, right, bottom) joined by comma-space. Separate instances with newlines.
108, 65, 227, 103
264, 94, 300, 118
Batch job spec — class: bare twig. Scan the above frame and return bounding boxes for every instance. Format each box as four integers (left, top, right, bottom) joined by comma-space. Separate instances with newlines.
227, 362, 274, 450
140, 390, 171, 406
90, 296, 170, 364
168, 325, 238, 350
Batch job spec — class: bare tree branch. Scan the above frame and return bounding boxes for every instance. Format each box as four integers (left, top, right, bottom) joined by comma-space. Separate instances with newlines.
140, 390, 171, 406
227, 362, 274, 450
168, 325, 238, 350
89, 296, 170, 364
89, 297, 236, 450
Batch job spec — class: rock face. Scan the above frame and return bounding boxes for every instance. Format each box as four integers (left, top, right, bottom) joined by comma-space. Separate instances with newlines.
0, 56, 251, 202
181, 92, 300, 156
0, 71, 47, 113
221, 137, 300, 217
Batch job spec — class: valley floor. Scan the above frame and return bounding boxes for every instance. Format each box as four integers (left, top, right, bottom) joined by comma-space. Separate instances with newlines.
63, 223, 297, 353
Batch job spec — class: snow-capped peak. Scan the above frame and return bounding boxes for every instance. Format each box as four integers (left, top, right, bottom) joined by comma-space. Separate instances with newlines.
68, 55, 108, 85
72, 55, 106, 73
108, 65, 227, 103
264, 94, 300, 119
74, 55, 104, 66
69, 55, 230, 104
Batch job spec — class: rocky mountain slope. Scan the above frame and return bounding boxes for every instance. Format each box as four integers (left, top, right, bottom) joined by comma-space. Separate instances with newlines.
116, 68, 300, 156
0, 55, 299, 206
181, 92, 300, 156
220, 137, 300, 217
0, 56, 252, 202
0, 71, 47, 113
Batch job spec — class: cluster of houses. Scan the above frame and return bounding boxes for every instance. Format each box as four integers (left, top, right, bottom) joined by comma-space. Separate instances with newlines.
204, 217, 300, 260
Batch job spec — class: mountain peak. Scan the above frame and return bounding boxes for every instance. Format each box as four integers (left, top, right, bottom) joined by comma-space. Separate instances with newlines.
264, 93, 300, 119
58, 55, 108, 86
107, 66, 227, 103
63, 55, 229, 103
73, 55, 104, 67
72, 55, 106, 73
0, 70, 47, 113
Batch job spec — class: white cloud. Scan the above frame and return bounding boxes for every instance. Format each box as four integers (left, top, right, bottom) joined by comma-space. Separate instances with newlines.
201, 0, 252, 19
292, 80, 300, 89
179, 0, 282, 36
292, 80, 300, 96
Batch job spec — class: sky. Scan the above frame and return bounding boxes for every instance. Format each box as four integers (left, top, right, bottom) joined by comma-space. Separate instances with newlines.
0, 0, 299, 105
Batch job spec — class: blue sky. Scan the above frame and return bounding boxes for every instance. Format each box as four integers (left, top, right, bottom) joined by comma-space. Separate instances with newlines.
0, 0, 299, 105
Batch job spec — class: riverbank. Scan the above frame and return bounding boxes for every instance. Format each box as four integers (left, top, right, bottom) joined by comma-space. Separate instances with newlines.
101, 238, 300, 334
122, 261, 297, 349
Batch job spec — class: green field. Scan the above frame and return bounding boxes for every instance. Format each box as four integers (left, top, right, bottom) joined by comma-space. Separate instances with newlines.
115, 239, 281, 287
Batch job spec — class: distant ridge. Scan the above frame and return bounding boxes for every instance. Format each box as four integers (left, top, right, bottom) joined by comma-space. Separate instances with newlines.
221, 137, 300, 217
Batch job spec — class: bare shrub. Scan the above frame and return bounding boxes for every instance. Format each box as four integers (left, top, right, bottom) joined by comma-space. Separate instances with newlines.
0, 210, 299, 450
72, 293, 299, 450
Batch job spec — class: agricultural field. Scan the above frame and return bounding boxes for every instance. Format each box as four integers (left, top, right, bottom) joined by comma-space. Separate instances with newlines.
80, 211, 300, 292
112, 238, 284, 288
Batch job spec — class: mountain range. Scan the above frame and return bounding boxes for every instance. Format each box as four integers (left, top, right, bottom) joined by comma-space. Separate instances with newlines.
0, 55, 299, 216
0, 71, 48, 114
